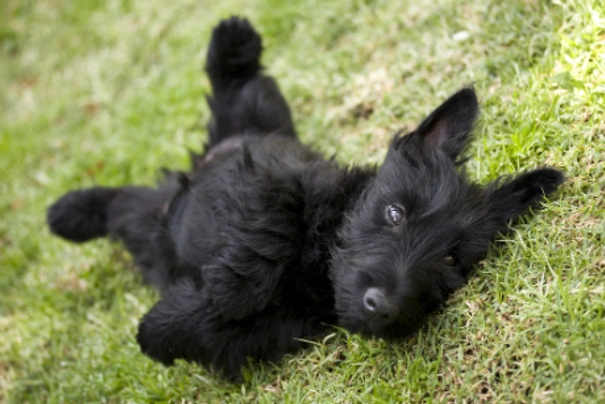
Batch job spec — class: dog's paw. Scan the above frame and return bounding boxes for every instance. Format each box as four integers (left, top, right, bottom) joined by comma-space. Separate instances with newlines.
47, 187, 119, 242
136, 317, 176, 366
206, 16, 262, 78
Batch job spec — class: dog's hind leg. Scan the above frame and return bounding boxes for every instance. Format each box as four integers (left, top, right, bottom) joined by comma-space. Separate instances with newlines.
48, 183, 174, 243
204, 17, 296, 149
47, 178, 181, 290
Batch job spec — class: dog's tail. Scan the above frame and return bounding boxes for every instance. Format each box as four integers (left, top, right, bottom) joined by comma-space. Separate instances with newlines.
47, 187, 120, 243
204, 16, 296, 148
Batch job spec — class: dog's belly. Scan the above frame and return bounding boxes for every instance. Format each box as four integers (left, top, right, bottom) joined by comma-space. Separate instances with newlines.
202, 135, 248, 164
171, 134, 324, 282
193, 134, 324, 178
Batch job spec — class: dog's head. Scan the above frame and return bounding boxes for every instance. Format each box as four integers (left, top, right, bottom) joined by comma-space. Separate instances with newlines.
330, 88, 563, 338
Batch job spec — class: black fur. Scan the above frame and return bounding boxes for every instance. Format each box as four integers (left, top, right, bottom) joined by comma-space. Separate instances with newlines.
47, 17, 564, 380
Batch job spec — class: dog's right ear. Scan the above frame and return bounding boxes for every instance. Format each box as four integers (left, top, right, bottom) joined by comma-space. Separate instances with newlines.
394, 87, 478, 162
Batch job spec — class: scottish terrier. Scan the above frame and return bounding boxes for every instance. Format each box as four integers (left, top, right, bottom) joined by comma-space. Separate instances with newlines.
47, 16, 564, 379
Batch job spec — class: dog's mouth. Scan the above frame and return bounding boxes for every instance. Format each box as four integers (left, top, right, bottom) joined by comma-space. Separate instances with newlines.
364, 320, 391, 338
353, 318, 402, 340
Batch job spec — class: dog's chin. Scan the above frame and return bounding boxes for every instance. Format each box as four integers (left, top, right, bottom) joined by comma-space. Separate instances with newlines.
363, 322, 389, 339
339, 316, 402, 340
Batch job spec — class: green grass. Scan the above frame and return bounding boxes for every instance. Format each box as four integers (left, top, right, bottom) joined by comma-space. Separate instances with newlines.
1, 0, 604, 402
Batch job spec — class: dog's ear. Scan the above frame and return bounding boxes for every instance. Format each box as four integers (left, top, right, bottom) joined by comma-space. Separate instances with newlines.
404, 87, 478, 161
486, 168, 564, 222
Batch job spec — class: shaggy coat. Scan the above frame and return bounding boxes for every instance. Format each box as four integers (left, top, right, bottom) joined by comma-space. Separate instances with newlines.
47, 17, 564, 379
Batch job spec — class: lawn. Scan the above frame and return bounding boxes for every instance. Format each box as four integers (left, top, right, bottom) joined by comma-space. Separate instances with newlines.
1, 0, 604, 402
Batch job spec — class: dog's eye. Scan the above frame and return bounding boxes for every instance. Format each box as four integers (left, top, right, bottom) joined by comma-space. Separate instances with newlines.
444, 255, 456, 266
387, 205, 405, 226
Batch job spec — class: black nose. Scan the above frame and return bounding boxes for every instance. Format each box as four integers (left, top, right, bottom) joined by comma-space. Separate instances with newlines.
363, 287, 399, 325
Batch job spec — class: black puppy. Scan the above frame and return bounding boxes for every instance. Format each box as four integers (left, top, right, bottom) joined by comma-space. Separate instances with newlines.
47, 17, 563, 379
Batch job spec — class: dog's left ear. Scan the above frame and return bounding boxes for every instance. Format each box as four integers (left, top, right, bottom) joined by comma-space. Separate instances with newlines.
486, 168, 564, 222
406, 87, 479, 161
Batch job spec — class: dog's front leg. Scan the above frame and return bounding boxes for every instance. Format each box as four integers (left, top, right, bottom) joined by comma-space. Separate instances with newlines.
201, 261, 286, 321
137, 277, 322, 380
136, 278, 215, 367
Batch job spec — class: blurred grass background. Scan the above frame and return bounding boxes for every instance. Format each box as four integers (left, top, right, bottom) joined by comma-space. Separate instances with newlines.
1, 0, 604, 402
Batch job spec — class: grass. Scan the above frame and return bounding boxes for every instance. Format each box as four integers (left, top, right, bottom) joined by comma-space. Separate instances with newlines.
1, 0, 604, 402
